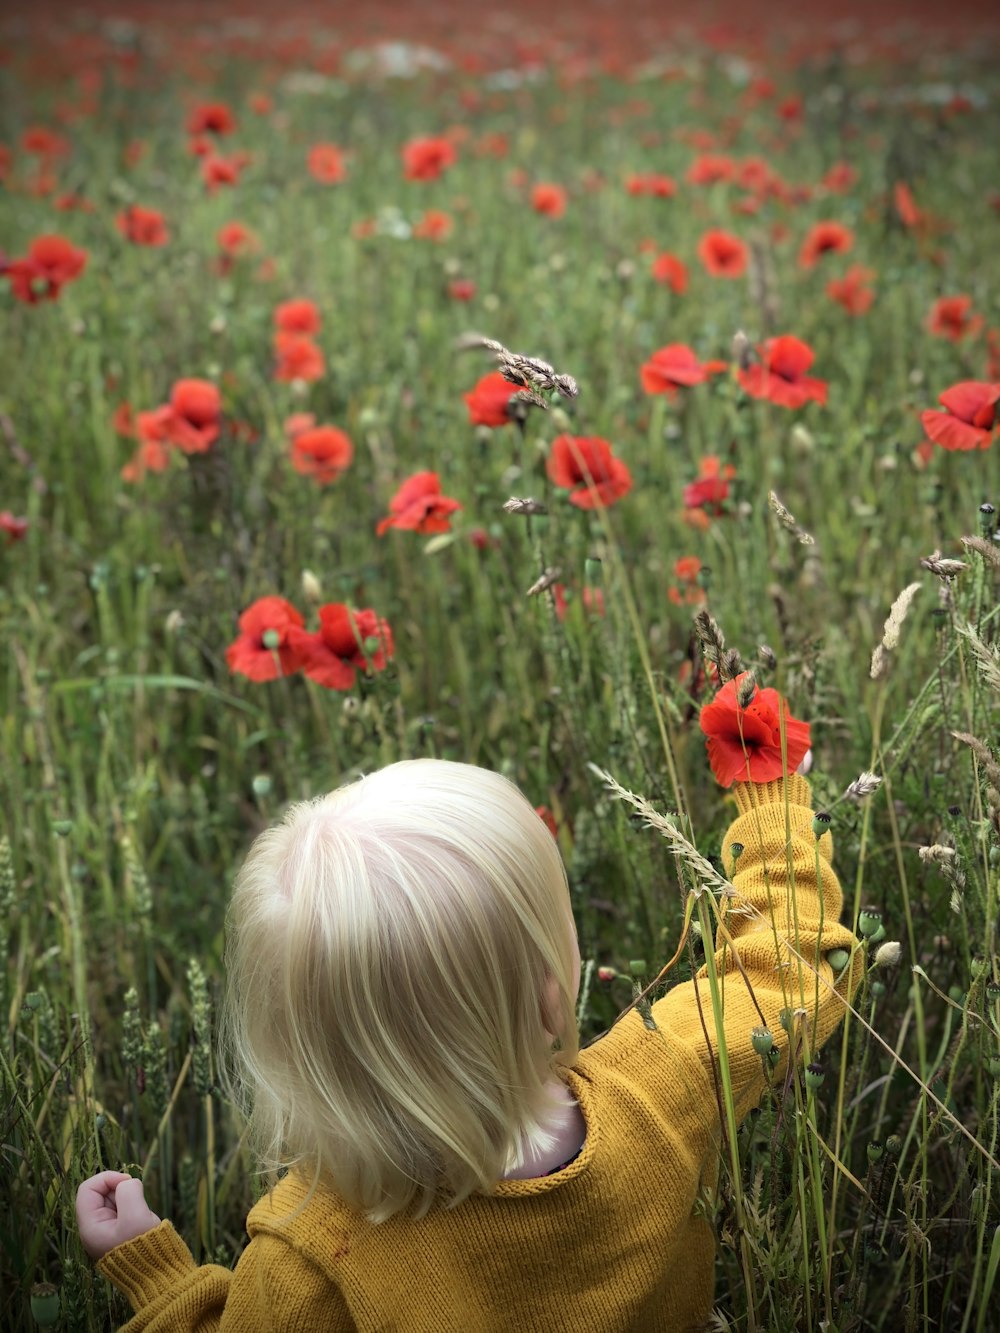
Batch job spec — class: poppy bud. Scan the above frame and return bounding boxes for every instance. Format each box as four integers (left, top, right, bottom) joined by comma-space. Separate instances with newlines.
30, 1284, 60, 1327
25, 992, 43, 1011
628, 959, 647, 977
584, 557, 603, 585
812, 812, 832, 838
301, 570, 322, 604
870, 979, 887, 999
778, 1008, 794, 1033
751, 1026, 774, 1056
251, 774, 272, 798
873, 941, 902, 968
804, 1062, 825, 1092
597, 966, 617, 982
51, 820, 73, 837
827, 948, 850, 974
858, 907, 882, 938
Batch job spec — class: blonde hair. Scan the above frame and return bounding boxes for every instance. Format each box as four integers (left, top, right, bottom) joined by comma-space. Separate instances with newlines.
220, 758, 581, 1224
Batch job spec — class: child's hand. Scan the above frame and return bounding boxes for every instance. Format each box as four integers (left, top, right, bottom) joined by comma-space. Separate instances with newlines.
76, 1171, 161, 1262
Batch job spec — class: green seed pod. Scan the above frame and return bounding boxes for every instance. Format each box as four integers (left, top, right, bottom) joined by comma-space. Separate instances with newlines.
870, 980, 887, 999
30, 1283, 60, 1327
778, 1008, 795, 1033
869, 923, 886, 944
812, 812, 832, 838
628, 959, 647, 978
858, 908, 883, 938
985, 981, 1000, 1004
988, 1054, 1000, 1080
251, 774, 272, 798
729, 842, 744, 861
24, 992, 44, 1011
804, 1062, 826, 1092
51, 819, 74, 838
751, 1026, 774, 1057
584, 557, 603, 585
867, 1139, 884, 1165
363, 636, 383, 655
886, 1134, 902, 1157
261, 629, 281, 650
768, 1046, 781, 1067
827, 948, 850, 974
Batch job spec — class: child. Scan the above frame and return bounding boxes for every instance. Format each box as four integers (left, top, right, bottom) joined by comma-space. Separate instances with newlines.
78, 721, 861, 1330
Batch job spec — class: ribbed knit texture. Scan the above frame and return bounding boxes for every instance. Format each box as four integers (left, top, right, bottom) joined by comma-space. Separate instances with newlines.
98, 777, 861, 1332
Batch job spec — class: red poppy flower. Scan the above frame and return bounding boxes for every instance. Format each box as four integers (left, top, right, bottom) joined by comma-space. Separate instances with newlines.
686, 154, 734, 186
531, 183, 567, 217
535, 806, 559, 837
21, 126, 70, 159
307, 143, 347, 185
737, 335, 828, 409
826, 265, 876, 316
552, 584, 606, 621
402, 136, 457, 181
626, 173, 676, 197
448, 278, 476, 301
651, 252, 688, 294
920, 381, 1000, 452
112, 402, 135, 437
123, 140, 147, 169
667, 555, 706, 605
821, 162, 857, 194
697, 229, 748, 278
187, 103, 236, 135
274, 298, 321, 335
376, 472, 462, 536
217, 221, 258, 256
1, 511, 29, 543
683, 455, 734, 516
894, 181, 924, 230
463, 371, 518, 427
284, 412, 316, 439
926, 295, 983, 343
55, 193, 95, 214
641, 344, 728, 396
699, 672, 811, 787
249, 94, 273, 116
120, 435, 172, 484
116, 205, 169, 247
798, 220, 854, 268
547, 436, 632, 509
7, 234, 88, 304
166, 379, 222, 454
226, 596, 304, 683
413, 209, 453, 241
274, 332, 325, 382
202, 154, 245, 193
287, 604, 394, 690
289, 426, 354, 484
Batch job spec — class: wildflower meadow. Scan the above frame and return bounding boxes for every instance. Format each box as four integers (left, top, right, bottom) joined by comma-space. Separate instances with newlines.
2, 1, 1000, 1328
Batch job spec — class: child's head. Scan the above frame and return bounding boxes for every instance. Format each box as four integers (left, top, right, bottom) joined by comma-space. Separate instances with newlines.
221, 758, 581, 1224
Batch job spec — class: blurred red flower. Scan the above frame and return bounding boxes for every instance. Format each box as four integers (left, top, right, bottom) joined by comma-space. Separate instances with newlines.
822, 162, 857, 194
552, 584, 606, 621
187, 103, 237, 135
826, 265, 876, 315
217, 221, 259, 256
531, 183, 567, 217
667, 555, 706, 605
697, 229, 748, 278
116, 205, 169, 247
920, 381, 1000, 452
737, 335, 828, 409
926, 295, 983, 343
249, 93, 273, 116
651, 251, 688, 294
274, 332, 325, 382
448, 278, 476, 301
626, 172, 676, 197
687, 154, 734, 185
307, 143, 347, 184
289, 426, 353, 484
547, 436, 632, 509
167, 380, 222, 454
287, 604, 394, 690
1, 511, 28, 543
535, 806, 559, 837
21, 126, 70, 159
7, 234, 88, 303
402, 136, 457, 181
274, 298, 321, 335
226, 596, 304, 682
202, 154, 246, 193
683, 455, 734, 518
463, 371, 517, 427
798, 220, 854, 268
376, 471, 462, 536
700, 672, 811, 787
641, 344, 727, 396
413, 209, 453, 241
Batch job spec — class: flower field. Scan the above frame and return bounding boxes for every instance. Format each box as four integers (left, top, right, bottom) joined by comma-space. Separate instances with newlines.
2, 1, 1000, 1328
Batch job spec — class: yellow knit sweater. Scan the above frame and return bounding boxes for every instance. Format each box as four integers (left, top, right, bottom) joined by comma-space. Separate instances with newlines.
98, 775, 862, 1332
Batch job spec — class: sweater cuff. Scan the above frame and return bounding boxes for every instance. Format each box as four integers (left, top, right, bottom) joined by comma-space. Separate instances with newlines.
732, 774, 812, 816
97, 1221, 197, 1310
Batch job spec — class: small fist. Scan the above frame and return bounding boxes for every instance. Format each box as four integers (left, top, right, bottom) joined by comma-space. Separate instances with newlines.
76, 1172, 161, 1262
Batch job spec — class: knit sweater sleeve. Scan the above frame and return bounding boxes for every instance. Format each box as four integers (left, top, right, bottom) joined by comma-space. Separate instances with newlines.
649, 774, 863, 1130
96, 1220, 355, 1331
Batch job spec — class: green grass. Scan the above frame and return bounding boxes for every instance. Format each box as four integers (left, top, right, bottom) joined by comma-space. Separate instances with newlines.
1, 13, 999, 1330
